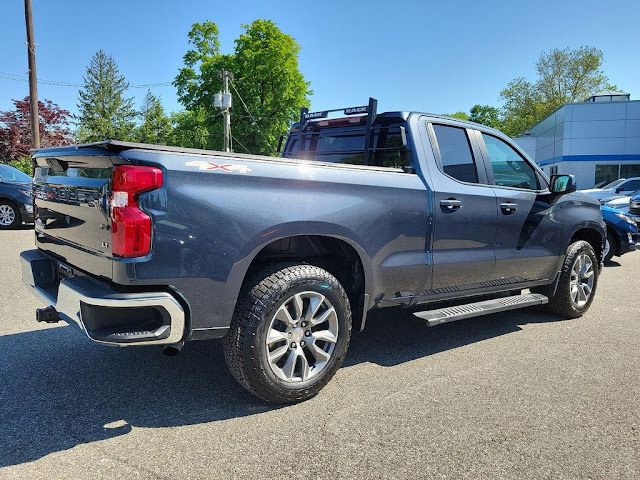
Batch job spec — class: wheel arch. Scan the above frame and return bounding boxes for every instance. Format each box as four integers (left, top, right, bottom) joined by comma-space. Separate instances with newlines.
569, 226, 605, 263
233, 228, 373, 332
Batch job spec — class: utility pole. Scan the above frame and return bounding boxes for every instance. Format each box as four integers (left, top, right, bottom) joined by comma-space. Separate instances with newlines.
222, 69, 231, 152
24, 0, 40, 149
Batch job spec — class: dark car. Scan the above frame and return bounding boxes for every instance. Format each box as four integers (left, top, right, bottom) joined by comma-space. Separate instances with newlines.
627, 192, 640, 226
21, 100, 607, 403
601, 205, 638, 262
0, 164, 33, 229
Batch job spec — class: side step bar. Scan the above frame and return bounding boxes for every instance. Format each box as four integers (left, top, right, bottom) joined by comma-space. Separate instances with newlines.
413, 293, 548, 326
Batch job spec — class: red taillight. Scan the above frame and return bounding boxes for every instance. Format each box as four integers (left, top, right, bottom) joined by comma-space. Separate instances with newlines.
111, 165, 163, 257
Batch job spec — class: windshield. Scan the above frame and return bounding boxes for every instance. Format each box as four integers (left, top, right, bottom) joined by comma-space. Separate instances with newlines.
0, 165, 32, 183
602, 178, 626, 189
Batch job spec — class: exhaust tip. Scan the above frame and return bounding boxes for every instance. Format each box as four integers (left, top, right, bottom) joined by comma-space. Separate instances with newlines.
163, 344, 183, 357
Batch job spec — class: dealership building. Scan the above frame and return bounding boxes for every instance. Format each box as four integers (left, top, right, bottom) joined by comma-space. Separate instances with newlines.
513, 91, 640, 189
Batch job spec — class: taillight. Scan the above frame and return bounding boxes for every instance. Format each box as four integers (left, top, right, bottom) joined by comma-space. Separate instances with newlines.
111, 165, 163, 257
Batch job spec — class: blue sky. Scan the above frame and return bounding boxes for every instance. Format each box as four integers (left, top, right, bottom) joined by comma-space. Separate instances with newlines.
1, 0, 639, 121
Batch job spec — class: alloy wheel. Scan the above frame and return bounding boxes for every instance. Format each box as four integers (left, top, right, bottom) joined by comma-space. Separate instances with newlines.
0, 204, 16, 226
570, 253, 594, 308
265, 291, 339, 383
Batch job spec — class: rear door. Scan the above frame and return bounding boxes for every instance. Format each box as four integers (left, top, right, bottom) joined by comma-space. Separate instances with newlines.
426, 122, 498, 291
476, 131, 563, 282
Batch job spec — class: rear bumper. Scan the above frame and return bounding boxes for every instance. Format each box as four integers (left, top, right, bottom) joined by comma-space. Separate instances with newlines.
20, 249, 186, 346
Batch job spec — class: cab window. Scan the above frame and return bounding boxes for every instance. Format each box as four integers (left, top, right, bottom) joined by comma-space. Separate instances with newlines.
432, 124, 478, 183
481, 133, 539, 190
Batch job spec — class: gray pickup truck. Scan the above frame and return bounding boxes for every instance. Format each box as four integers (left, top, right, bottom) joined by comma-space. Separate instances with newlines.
21, 99, 605, 403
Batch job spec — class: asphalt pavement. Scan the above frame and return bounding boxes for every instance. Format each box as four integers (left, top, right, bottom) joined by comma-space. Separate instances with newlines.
1, 226, 638, 479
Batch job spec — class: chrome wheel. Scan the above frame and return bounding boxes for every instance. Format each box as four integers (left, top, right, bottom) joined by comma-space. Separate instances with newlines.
570, 253, 594, 308
0, 204, 16, 226
265, 291, 338, 383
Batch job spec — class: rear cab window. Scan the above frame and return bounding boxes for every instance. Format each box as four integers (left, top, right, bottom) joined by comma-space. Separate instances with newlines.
283, 121, 411, 169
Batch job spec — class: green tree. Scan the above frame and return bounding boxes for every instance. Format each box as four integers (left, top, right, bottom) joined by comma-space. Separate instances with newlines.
173, 19, 311, 155
442, 111, 469, 120
135, 91, 172, 144
168, 108, 212, 149
500, 46, 616, 136
469, 104, 501, 129
76, 50, 137, 142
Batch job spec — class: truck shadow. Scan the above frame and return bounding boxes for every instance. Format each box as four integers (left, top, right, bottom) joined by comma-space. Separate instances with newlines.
0, 307, 560, 467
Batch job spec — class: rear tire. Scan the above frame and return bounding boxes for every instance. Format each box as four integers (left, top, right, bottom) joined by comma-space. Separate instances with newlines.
0, 200, 21, 230
223, 263, 352, 403
545, 240, 598, 319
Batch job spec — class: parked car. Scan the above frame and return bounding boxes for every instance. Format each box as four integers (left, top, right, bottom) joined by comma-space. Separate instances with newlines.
0, 164, 33, 229
601, 205, 638, 262
21, 100, 606, 403
627, 192, 640, 226
600, 189, 640, 208
580, 177, 640, 201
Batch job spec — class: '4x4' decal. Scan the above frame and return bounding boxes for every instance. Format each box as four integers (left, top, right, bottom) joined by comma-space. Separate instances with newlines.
185, 160, 252, 174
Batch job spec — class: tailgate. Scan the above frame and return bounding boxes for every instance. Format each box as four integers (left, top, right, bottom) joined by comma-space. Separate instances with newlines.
33, 154, 115, 279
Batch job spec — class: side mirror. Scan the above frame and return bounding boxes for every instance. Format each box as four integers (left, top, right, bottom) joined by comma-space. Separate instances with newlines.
615, 187, 623, 193
550, 174, 577, 194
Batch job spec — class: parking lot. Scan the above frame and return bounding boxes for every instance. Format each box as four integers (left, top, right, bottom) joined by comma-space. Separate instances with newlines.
0, 226, 638, 479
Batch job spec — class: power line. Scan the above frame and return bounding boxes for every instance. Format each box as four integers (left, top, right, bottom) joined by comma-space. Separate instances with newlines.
231, 134, 251, 154
228, 78, 270, 144
0, 71, 173, 89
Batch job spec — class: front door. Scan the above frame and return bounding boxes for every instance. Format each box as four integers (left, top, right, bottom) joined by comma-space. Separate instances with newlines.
478, 132, 563, 282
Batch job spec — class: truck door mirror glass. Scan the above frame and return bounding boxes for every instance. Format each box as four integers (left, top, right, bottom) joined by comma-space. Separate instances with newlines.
550, 174, 577, 194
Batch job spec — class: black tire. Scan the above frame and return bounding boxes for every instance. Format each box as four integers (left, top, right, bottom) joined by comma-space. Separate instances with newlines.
603, 229, 618, 263
0, 200, 21, 230
545, 240, 599, 319
223, 263, 352, 403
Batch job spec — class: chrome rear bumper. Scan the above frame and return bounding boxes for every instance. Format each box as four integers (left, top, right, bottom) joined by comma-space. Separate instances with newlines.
20, 249, 185, 346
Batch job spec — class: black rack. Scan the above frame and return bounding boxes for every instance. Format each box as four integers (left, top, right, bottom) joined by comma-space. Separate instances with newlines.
298, 97, 378, 165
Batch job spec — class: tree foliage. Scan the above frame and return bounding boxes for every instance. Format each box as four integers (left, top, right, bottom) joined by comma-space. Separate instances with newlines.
469, 104, 501, 129
442, 111, 469, 120
135, 91, 172, 144
174, 19, 311, 155
76, 50, 137, 142
168, 108, 211, 149
499, 46, 615, 136
0, 97, 72, 162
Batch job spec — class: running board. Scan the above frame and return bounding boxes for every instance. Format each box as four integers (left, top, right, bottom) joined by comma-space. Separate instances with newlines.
413, 293, 548, 326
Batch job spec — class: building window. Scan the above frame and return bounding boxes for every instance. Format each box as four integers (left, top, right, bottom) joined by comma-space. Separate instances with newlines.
595, 164, 619, 186
620, 164, 640, 179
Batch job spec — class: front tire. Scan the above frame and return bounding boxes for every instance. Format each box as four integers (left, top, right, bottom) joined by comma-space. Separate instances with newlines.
0, 200, 21, 229
545, 240, 598, 318
223, 263, 352, 403
603, 230, 617, 263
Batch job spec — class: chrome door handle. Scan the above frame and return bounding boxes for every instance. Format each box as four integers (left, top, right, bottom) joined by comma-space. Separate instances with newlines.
440, 199, 463, 210
500, 202, 518, 213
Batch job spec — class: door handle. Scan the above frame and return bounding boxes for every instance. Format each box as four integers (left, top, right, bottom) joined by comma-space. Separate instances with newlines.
440, 199, 463, 210
500, 202, 518, 213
